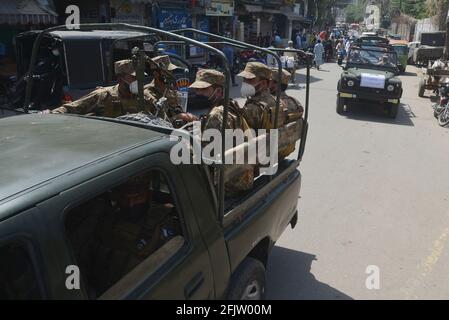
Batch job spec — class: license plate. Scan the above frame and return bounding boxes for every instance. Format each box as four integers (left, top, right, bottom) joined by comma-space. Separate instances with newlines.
388, 99, 399, 104
340, 93, 354, 98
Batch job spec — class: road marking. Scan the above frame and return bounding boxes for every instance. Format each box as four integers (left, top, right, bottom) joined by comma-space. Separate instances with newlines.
400, 218, 449, 299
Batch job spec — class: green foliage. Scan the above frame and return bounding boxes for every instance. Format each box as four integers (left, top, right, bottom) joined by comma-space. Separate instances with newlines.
345, 0, 368, 23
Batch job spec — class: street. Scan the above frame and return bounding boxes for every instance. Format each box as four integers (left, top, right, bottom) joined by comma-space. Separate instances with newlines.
260, 62, 449, 299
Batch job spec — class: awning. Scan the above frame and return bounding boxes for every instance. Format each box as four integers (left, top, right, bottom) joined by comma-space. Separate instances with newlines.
244, 4, 263, 13
282, 13, 306, 22
0, 0, 57, 25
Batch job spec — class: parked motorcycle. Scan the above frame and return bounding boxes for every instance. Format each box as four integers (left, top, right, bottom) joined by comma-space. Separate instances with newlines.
433, 84, 449, 119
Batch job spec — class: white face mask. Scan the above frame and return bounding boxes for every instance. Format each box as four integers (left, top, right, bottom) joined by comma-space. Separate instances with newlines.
129, 80, 138, 94
52, 49, 59, 56
241, 82, 256, 98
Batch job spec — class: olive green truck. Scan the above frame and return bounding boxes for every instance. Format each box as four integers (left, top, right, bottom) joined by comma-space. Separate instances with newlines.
0, 114, 302, 300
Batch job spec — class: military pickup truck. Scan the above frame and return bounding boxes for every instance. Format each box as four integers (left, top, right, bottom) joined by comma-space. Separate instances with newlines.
0, 114, 301, 300
337, 45, 403, 118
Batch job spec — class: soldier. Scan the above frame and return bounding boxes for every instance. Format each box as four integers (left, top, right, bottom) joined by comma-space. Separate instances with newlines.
189, 69, 254, 197
144, 55, 196, 125
238, 61, 280, 129
51, 59, 159, 118
80, 172, 181, 296
269, 68, 304, 158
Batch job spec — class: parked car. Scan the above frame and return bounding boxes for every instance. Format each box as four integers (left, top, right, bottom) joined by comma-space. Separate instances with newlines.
413, 32, 446, 66
408, 41, 420, 64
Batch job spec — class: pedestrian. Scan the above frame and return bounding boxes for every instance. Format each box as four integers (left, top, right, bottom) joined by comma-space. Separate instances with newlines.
274, 32, 282, 48
314, 40, 325, 70
296, 32, 302, 49
284, 41, 297, 83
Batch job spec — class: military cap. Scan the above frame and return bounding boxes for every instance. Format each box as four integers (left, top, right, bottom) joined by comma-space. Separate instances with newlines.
152, 55, 179, 71
189, 69, 225, 89
271, 68, 291, 85
114, 59, 136, 76
237, 61, 272, 80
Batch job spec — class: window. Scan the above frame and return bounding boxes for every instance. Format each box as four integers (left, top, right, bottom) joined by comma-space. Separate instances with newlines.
64, 170, 184, 299
0, 242, 42, 300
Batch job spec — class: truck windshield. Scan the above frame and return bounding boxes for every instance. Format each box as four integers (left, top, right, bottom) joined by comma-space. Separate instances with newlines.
347, 48, 398, 70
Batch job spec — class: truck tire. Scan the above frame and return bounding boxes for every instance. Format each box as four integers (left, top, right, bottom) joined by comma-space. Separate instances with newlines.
336, 96, 345, 114
227, 257, 266, 300
388, 103, 399, 119
418, 78, 426, 97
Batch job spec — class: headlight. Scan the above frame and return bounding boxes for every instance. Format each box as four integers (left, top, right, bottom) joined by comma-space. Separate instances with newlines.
387, 85, 395, 92
347, 80, 355, 87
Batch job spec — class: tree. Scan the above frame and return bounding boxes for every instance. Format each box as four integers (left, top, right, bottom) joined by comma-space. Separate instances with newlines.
345, 0, 368, 23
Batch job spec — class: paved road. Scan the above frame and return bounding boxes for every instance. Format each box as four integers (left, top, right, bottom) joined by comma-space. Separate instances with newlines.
263, 63, 449, 299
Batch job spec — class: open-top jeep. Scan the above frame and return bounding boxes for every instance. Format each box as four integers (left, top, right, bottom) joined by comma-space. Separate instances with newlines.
337, 45, 403, 119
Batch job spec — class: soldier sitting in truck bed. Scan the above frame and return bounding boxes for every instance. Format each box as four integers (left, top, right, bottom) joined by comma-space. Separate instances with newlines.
51, 60, 159, 118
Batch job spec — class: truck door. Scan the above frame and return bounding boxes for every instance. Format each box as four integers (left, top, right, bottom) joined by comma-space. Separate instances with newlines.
36, 153, 215, 299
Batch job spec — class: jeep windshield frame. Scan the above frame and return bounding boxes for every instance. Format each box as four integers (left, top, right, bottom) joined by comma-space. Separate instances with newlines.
346, 46, 399, 73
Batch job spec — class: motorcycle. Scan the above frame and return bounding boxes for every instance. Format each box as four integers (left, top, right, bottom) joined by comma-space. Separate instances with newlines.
433, 84, 449, 119
337, 49, 346, 66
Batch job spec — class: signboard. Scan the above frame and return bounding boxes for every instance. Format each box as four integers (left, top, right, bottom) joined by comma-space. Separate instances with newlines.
360, 73, 385, 89
159, 9, 191, 30
110, 0, 145, 25
206, 0, 234, 16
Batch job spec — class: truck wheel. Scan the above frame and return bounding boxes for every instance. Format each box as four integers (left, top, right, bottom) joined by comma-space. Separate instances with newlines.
388, 103, 399, 119
336, 96, 345, 114
418, 78, 426, 97
227, 257, 266, 300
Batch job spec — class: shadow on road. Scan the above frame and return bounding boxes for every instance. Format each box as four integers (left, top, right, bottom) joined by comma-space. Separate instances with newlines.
342, 102, 415, 127
292, 73, 323, 86
266, 246, 353, 300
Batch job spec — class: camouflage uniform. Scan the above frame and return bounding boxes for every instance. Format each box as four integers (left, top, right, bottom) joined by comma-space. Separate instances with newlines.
52, 60, 160, 118
144, 55, 183, 121
189, 69, 254, 197
238, 62, 280, 129
271, 68, 304, 158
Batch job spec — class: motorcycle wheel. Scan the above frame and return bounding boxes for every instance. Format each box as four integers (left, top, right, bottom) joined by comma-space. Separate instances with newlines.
438, 107, 449, 127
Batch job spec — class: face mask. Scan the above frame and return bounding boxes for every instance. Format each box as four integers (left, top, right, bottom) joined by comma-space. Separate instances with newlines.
208, 88, 219, 104
129, 80, 138, 94
194, 94, 213, 109
241, 82, 256, 97
52, 49, 59, 56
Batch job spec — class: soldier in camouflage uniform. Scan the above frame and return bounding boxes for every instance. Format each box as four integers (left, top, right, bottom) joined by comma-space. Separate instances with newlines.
269, 68, 304, 158
144, 55, 196, 125
189, 69, 254, 197
238, 61, 282, 129
51, 59, 161, 118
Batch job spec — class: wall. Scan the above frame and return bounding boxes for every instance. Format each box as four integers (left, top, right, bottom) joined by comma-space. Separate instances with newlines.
413, 16, 440, 42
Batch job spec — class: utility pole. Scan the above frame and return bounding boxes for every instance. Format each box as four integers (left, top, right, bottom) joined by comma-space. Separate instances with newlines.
445, 9, 449, 60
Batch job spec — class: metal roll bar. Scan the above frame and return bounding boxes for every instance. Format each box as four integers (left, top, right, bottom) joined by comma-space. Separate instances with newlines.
170, 28, 284, 131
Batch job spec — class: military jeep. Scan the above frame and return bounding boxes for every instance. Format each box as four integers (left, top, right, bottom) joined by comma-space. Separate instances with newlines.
337, 45, 403, 119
